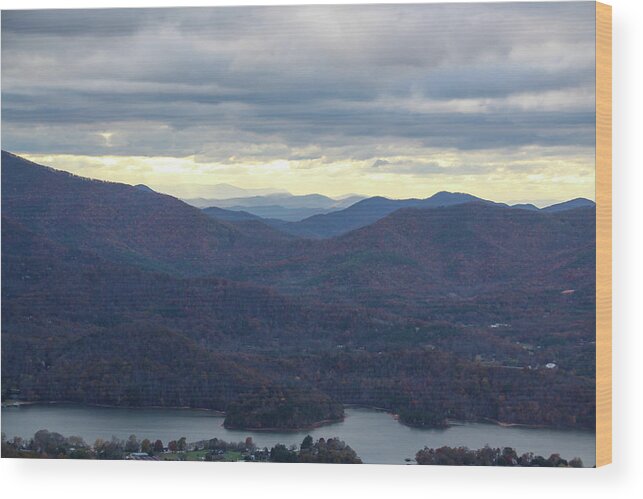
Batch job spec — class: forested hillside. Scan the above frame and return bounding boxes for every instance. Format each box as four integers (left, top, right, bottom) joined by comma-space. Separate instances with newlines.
1, 152, 596, 430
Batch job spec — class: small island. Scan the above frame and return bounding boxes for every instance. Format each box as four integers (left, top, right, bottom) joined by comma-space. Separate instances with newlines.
396, 406, 449, 429
223, 388, 344, 430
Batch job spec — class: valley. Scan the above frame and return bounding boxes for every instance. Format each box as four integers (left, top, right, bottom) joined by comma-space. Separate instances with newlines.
1, 151, 596, 432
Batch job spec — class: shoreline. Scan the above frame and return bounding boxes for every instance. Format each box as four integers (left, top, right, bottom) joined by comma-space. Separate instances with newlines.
1, 400, 594, 433
343, 403, 391, 413
223, 417, 345, 433
480, 418, 550, 430
1, 400, 225, 416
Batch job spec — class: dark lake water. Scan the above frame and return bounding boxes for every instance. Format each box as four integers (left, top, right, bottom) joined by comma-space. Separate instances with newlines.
1, 404, 596, 466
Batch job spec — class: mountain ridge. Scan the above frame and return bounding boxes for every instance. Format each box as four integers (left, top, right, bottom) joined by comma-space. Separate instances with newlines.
1, 151, 289, 275
1, 151, 597, 430
200, 190, 594, 239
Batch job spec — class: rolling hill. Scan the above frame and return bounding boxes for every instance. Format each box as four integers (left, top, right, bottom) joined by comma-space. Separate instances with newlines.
268, 192, 500, 238
188, 192, 365, 221
1, 212, 383, 422
230, 192, 592, 240
542, 198, 596, 213
1, 151, 290, 275
202, 205, 263, 222
213, 202, 595, 312
1, 151, 597, 430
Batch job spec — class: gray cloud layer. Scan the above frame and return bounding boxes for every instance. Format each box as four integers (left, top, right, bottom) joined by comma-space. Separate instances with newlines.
1, 3, 596, 166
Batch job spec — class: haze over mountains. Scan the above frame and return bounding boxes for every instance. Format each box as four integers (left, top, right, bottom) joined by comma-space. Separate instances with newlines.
134, 167, 594, 229
196, 188, 594, 239
1, 152, 596, 431
185, 192, 366, 221
169, 183, 288, 201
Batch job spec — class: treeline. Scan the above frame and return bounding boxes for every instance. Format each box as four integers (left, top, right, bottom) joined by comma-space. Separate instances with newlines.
415, 445, 584, 467
1, 429, 181, 460
282, 349, 596, 430
265, 435, 362, 464
2, 333, 595, 431
1, 328, 595, 431
1, 430, 361, 464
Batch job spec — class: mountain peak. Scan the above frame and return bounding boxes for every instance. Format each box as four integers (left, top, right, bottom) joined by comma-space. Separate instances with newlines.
134, 184, 156, 193
1, 152, 249, 275
542, 198, 595, 213
427, 191, 481, 203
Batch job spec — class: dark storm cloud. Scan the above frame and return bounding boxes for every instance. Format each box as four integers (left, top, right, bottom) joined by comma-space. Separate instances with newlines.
1, 3, 596, 163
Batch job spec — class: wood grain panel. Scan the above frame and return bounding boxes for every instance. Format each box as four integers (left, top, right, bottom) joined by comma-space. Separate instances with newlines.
595, 1, 612, 468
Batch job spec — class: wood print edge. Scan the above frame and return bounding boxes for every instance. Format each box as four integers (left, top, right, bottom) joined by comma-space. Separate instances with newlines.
595, 0, 612, 468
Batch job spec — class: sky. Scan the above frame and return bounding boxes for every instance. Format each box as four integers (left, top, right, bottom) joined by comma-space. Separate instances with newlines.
1, 3, 596, 204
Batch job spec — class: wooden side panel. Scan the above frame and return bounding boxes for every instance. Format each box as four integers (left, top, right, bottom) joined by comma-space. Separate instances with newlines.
595, 1, 612, 468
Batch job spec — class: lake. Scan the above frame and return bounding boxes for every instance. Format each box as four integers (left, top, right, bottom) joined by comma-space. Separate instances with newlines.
1, 404, 596, 466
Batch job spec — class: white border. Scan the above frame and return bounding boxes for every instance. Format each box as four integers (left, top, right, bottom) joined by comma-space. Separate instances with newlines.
1, 1, 641, 497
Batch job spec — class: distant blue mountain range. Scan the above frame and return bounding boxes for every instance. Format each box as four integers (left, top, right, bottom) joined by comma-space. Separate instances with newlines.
201, 190, 595, 239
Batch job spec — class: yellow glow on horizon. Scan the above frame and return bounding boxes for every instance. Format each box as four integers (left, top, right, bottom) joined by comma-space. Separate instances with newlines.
19, 151, 595, 206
